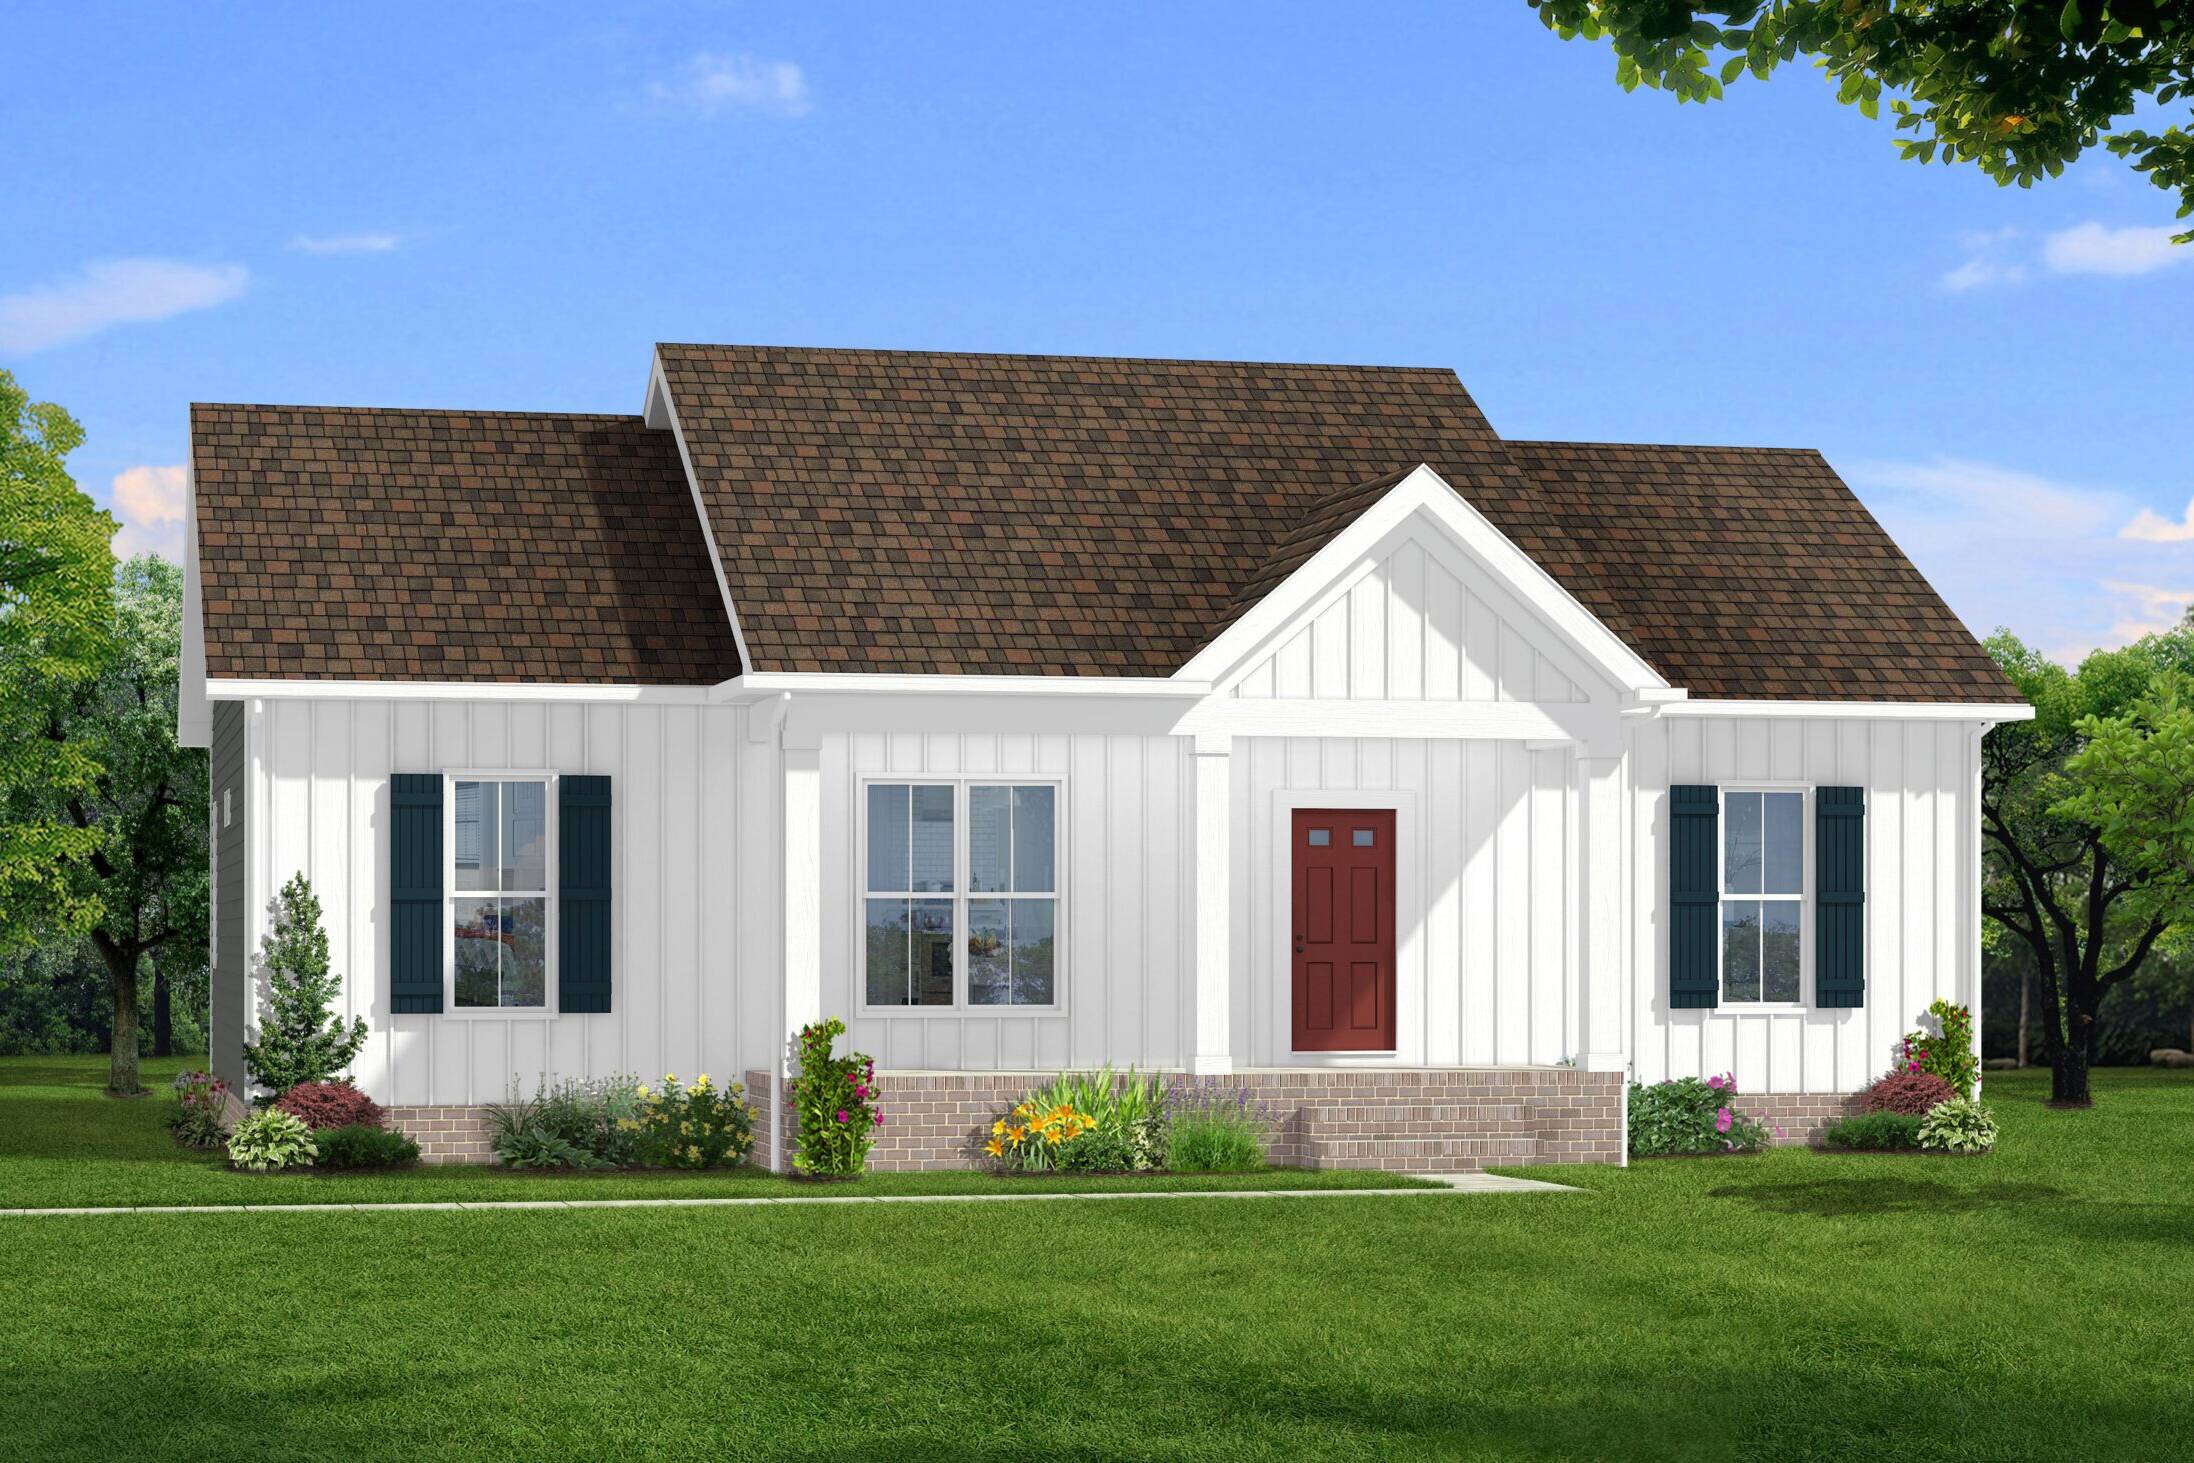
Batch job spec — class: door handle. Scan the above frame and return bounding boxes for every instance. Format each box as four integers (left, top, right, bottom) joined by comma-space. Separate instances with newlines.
1293, 932, 1305, 955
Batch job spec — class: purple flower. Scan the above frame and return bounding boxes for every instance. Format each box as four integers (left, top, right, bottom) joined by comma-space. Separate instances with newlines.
1706, 1074, 1725, 1091
1714, 1107, 1733, 1134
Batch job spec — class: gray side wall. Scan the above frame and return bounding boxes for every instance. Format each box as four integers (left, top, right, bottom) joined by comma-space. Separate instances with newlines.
210, 699, 247, 1092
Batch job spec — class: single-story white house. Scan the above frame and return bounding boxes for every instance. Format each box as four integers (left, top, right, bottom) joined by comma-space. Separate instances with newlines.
180, 345, 2030, 1169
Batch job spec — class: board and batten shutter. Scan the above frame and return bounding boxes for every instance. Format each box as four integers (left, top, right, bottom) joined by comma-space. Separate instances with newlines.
389, 774, 445, 1014
559, 775, 613, 1014
1669, 784, 1720, 1009
1814, 786, 1866, 1008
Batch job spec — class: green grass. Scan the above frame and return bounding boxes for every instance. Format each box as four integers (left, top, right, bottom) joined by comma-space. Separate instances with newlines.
4, 1057, 2192, 1460
0, 1057, 1433, 1206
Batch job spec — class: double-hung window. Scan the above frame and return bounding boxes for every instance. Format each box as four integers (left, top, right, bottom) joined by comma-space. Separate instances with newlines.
864, 780, 1060, 1009
450, 776, 553, 1010
1720, 789, 1804, 1003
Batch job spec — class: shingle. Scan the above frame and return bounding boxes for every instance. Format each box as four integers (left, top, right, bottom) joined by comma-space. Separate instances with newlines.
190, 404, 741, 683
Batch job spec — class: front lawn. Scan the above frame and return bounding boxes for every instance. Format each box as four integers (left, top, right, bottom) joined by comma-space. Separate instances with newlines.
3, 1059, 2190, 1460
0, 1057, 1433, 1206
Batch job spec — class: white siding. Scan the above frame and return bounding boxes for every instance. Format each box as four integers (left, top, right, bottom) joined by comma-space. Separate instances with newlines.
1627, 714, 1985, 1095
819, 729, 1192, 1072
240, 697, 780, 1107
1230, 539, 1586, 703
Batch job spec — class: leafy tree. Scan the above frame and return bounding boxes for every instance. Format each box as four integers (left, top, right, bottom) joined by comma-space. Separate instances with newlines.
1531, 2, 2194, 239
38, 556, 208, 1094
1983, 624, 2194, 1105
0, 369, 115, 947
241, 874, 366, 1097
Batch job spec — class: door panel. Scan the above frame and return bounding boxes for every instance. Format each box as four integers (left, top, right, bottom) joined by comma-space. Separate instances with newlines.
1292, 809, 1396, 1052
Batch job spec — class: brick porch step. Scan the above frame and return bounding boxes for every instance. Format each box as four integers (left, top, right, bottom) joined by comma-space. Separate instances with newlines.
1305, 1134, 1543, 1171
1300, 1101, 1533, 1134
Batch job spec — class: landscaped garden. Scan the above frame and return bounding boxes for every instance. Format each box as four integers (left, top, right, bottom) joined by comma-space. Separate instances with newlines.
4, 1055, 2191, 1460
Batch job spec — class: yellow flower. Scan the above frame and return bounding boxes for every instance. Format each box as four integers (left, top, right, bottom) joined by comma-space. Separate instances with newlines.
695, 1074, 712, 1090
1008, 1125, 1027, 1142
992, 1119, 1007, 1136
984, 1138, 1004, 1158
1045, 1131, 1063, 1146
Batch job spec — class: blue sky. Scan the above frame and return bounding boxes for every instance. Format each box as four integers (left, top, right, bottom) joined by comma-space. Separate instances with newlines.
4, 2, 2189, 663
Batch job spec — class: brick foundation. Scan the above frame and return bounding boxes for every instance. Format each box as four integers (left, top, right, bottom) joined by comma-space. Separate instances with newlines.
745, 1067, 1622, 1174
1741, 1092, 1867, 1145
386, 1105, 495, 1164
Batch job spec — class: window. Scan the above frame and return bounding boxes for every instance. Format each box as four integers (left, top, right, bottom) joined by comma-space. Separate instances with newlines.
1721, 790, 1803, 1003
864, 780, 1060, 1009
451, 777, 551, 1009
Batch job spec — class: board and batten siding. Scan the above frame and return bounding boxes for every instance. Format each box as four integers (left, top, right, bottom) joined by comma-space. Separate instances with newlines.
1228, 539, 1586, 704
232, 696, 782, 1107
818, 729, 1193, 1073
1627, 714, 1985, 1096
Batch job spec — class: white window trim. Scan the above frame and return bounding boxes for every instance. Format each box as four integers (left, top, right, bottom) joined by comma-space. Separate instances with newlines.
854, 776, 1067, 1017
1717, 784, 1811, 1011
442, 769, 559, 1019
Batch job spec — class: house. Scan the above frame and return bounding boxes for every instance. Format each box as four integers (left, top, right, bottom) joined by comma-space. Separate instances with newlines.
179, 345, 2031, 1169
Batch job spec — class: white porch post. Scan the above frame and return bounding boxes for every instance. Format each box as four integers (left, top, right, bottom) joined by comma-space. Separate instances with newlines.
777, 724, 824, 1172
1190, 733, 1234, 1075
1577, 750, 1628, 1076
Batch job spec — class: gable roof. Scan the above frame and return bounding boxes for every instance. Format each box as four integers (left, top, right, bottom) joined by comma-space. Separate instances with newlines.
190, 404, 742, 683
1501, 440, 2017, 703
654, 344, 1546, 676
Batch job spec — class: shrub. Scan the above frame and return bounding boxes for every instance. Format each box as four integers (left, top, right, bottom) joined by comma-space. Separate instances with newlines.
241, 873, 368, 1097
1627, 1073, 1775, 1156
1161, 1078, 1276, 1172
985, 1069, 1165, 1173
227, 1108, 318, 1172
789, 1018, 880, 1178
484, 1089, 602, 1169
315, 1123, 421, 1170
1821, 1111, 1924, 1151
1899, 999, 1979, 1098
1918, 1097, 1999, 1154
273, 1079, 385, 1131
1859, 1069, 1956, 1117
169, 1069, 232, 1149
633, 1073, 755, 1168
538, 1074, 647, 1167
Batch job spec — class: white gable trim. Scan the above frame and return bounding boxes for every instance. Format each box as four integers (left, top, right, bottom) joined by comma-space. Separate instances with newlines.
1177, 464, 1671, 699
645, 348, 756, 675
177, 464, 212, 748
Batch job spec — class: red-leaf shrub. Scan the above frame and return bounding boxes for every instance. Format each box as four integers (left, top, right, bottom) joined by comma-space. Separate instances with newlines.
1859, 1069, 1955, 1116
274, 1080, 385, 1131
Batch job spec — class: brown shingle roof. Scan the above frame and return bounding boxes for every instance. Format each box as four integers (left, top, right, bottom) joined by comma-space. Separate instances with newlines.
1502, 440, 2019, 702
656, 344, 1544, 676
191, 404, 742, 683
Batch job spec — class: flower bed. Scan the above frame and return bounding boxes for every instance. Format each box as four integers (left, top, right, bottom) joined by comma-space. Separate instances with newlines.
1627, 1073, 1778, 1158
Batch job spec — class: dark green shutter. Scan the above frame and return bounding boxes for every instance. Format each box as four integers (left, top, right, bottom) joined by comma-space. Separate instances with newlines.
1815, 787, 1866, 1008
389, 774, 444, 1014
1669, 784, 1720, 1009
559, 775, 612, 1014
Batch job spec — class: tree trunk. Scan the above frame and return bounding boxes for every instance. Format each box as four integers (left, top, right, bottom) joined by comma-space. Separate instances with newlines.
152, 955, 173, 1058
98, 942, 144, 1096
2051, 1002, 2095, 1106
2017, 962, 2032, 1068
2186, 988, 2192, 1054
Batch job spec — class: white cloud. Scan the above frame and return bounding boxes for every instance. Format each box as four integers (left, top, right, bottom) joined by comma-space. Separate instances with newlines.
1843, 456, 2194, 665
0, 258, 248, 355
108, 464, 188, 562
2122, 497, 2194, 544
2042, 222, 2189, 277
1939, 256, 2027, 292
289, 232, 401, 256
648, 53, 811, 117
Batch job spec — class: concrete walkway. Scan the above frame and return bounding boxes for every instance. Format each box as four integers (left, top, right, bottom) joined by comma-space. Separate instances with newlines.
0, 1172, 1579, 1218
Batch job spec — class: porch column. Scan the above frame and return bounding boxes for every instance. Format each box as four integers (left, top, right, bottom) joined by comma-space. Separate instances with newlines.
1189, 733, 1233, 1075
778, 723, 824, 1172
1577, 751, 1628, 1074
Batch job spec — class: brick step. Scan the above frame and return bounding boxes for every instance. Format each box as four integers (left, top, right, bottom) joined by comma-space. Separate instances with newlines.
1300, 1101, 1532, 1134
1303, 1133, 1543, 1172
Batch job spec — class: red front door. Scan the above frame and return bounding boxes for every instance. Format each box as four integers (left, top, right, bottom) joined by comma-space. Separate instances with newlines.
1291, 809, 1396, 1052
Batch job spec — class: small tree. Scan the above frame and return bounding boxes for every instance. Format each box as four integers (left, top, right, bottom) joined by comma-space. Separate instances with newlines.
241, 874, 366, 1097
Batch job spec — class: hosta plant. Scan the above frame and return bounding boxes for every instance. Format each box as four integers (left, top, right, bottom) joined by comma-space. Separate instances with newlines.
1918, 1097, 1999, 1155
631, 1073, 755, 1169
169, 1069, 232, 1149
227, 1108, 318, 1172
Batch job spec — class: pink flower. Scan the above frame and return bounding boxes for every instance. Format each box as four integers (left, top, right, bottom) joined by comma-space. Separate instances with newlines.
1706, 1074, 1726, 1091
835, 1109, 848, 1123
1714, 1107, 1734, 1134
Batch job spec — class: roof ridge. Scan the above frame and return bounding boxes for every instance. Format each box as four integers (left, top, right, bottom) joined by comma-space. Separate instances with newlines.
654, 341, 1462, 374
189, 402, 649, 423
